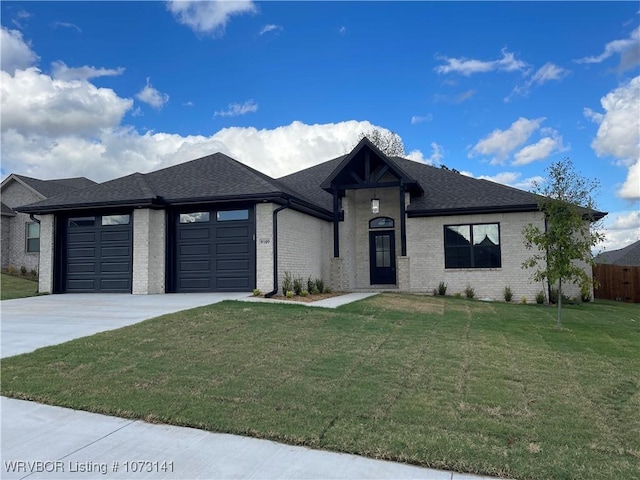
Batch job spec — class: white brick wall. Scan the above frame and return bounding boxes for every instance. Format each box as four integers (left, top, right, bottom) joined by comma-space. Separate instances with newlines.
406, 211, 547, 301
276, 207, 331, 294
255, 203, 274, 293
1, 181, 43, 272
132, 208, 166, 294
38, 214, 55, 294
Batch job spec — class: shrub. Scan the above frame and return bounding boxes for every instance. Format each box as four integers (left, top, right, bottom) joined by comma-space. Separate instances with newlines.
536, 291, 545, 305
292, 276, 304, 296
454, 292, 462, 299
324, 287, 332, 294
285, 290, 294, 298
29, 269, 38, 280
504, 286, 513, 302
464, 285, 475, 299
282, 272, 293, 295
6, 265, 17, 276
301, 290, 309, 297
307, 276, 315, 293
252, 289, 261, 297
20, 266, 27, 276
314, 278, 325, 294
521, 296, 528, 304
549, 288, 571, 305
311, 286, 320, 295
437, 282, 447, 296
580, 283, 592, 303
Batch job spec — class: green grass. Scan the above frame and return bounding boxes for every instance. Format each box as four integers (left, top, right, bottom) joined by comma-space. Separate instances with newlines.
1, 273, 39, 300
2, 294, 639, 479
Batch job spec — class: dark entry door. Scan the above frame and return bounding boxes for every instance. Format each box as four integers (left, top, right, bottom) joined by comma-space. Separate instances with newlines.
369, 230, 396, 285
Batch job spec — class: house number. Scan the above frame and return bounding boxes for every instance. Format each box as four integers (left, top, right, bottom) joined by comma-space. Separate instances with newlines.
259, 238, 271, 245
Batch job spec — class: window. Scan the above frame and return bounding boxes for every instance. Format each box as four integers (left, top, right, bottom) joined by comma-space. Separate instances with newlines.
180, 212, 210, 223
102, 214, 130, 226
369, 217, 394, 229
68, 217, 95, 227
217, 209, 249, 221
26, 222, 40, 253
444, 223, 501, 269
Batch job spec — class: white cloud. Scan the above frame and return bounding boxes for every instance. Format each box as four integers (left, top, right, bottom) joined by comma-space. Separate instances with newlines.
469, 117, 545, 165
586, 76, 640, 200
583, 107, 603, 123
435, 48, 528, 76
339, 26, 347, 35
411, 114, 433, 124
0, 27, 39, 75
471, 171, 545, 191
506, 62, 570, 101
51, 21, 82, 33
167, 0, 256, 36
0, 68, 132, 137
259, 24, 282, 35
214, 99, 258, 117
513, 132, 565, 166
51, 61, 124, 81
599, 210, 640, 252
406, 142, 443, 165
575, 26, 640, 71
136, 78, 169, 110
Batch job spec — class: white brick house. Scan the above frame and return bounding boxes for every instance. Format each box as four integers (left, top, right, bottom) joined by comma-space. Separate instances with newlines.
17, 138, 605, 301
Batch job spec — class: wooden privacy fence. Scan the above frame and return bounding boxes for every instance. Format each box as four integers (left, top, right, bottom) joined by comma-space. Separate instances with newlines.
593, 264, 640, 303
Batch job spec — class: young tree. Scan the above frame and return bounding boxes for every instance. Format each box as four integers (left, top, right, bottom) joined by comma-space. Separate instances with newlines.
356, 128, 405, 157
522, 158, 605, 327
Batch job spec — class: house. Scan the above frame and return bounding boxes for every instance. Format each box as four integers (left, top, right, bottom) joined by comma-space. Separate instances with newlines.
1, 174, 96, 273
16, 138, 606, 300
594, 239, 640, 266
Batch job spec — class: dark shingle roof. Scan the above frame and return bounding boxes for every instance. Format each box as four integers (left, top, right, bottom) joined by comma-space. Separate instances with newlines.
595, 240, 640, 266
1, 202, 16, 216
19, 153, 328, 215
13, 174, 97, 198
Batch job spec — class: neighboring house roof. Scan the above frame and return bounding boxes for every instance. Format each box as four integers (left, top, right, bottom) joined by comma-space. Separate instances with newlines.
18, 153, 330, 217
1, 202, 16, 217
15, 143, 607, 221
595, 240, 640, 266
1, 174, 97, 200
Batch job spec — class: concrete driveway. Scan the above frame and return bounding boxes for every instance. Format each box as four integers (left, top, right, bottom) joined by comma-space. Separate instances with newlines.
1, 293, 249, 358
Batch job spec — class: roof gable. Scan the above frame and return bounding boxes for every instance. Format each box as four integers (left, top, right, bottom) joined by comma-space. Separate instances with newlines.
320, 138, 423, 195
1, 174, 97, 199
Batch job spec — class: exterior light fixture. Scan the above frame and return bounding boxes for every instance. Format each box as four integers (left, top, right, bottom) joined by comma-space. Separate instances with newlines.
371, 198, 380, 214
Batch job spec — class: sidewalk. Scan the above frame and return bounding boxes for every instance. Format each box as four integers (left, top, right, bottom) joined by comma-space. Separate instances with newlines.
1, 397, 494, 480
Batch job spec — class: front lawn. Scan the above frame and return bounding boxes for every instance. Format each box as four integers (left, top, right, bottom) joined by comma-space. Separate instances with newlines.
1, 273, 39, 300
2, 294, 638, 479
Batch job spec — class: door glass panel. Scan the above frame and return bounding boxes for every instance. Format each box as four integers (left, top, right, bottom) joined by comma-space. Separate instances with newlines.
180, 212, 210, 223
217, 209, 249, 221
102, 214, 130, 226
68, 217, 95, 227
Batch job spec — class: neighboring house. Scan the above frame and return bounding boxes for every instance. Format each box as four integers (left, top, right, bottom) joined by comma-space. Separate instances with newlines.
17, 138, 606, 300
594, 240, 640, 266
1, 174, 97, 272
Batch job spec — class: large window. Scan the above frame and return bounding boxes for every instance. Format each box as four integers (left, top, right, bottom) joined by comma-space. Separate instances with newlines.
444, 223, 501, 269
26, 222, 40, 253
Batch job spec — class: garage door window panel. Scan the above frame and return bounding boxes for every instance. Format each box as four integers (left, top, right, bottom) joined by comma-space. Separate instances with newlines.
217, 209, 249, 221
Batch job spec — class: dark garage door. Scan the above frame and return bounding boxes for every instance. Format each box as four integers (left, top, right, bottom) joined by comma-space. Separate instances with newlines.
65, 214, 132, 293
176, 208, 255, 292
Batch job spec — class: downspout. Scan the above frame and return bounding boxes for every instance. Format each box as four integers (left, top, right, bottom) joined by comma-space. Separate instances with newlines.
29, 214, 41, 292
264, 201, 290, 298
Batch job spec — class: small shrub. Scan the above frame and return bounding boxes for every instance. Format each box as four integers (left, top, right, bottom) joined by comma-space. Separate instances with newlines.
580, 283, 592, 303
464, 285, 475, 299
454, 292, 462, 299
252, 288, 261, 297
311, 286, 320, 295
29, 269, 38, 280
282, 272, 293, 295
315, 278, 325, 294
437, 281, 447, 296
292, 276, 304, 296
549, 288, 571, 305
307, 276, 315, 293
300, 290, 309, 297
285, 290, 294, 298
324, 287, 332, 294
521, 296, 528, 304
504, 286, 513, 302
20, 266, 27, 276
432, 288, 438, 296
536, 291, 545, 304
6, 265, 17, 275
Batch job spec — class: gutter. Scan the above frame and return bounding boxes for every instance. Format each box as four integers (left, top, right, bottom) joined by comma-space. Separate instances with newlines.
264, 201, 290, 298
29, 214, 41, 291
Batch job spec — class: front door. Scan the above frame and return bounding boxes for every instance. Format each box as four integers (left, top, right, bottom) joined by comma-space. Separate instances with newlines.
369, 230, 396, 285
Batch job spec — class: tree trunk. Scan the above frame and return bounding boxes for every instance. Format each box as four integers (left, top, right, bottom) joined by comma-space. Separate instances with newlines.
557, 277, 563, 328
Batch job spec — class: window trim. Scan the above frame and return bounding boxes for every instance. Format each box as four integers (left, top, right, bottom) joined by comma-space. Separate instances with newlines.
25, 221, 40, 253
443, 222, 501, 269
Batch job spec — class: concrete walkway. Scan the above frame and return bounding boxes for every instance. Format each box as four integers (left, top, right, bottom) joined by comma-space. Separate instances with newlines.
241, 292, 378, 308
1, 397, 491, 480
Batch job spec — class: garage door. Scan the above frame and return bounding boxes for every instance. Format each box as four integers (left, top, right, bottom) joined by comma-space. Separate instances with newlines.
176, 208, 255, 292
65, 214, 132, 293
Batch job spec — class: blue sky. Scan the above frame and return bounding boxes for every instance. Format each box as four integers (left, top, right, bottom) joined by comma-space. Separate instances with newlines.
1, 1, 638, 251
